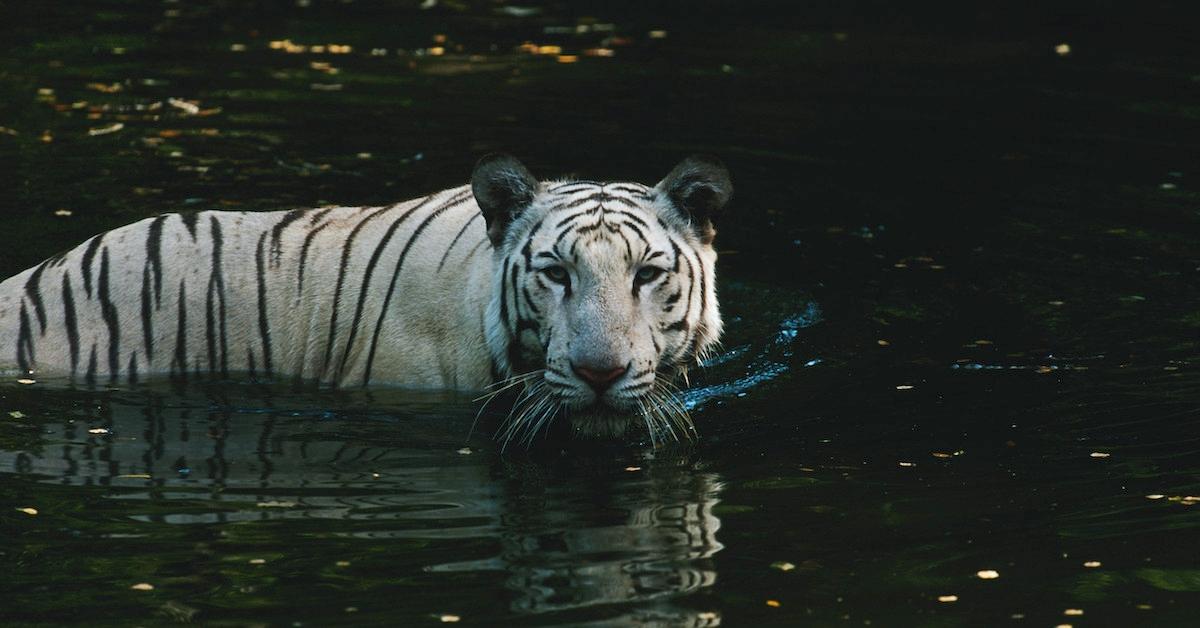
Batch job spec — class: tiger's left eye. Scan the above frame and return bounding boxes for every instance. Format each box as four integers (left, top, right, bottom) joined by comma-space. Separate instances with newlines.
634, 267, 664, 284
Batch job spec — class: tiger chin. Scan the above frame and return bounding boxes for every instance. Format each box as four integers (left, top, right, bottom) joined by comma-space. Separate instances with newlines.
0, 154, 731, 447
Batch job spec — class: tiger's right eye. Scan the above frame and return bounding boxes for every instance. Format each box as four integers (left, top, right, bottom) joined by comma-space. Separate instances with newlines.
541, 266, 569, 284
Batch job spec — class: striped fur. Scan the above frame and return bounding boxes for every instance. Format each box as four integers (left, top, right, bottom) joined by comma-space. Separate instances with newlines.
0, 156, 729, 439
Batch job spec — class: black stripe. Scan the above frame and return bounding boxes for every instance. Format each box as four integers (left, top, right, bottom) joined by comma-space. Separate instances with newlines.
320, 204, 397, 378
548, 182, 602, 194
270, 208, 307, 267
555, 192, 608, 210
646, 250, 667, 262
576, 219, 610, 235
509, 262, 520, 328
335, 193, 460, 380
361, 198, 462, 385
665, 319, 689, 332
85, 344, 97, 386
613, 228, 633, 263
24, 261, 48, 333
171, 279, 188, 379
246, 348, 257, 380
140, 266, 154, 361
98, 248, 120, 382
618, 219, 649, 248
308, 207, 334, 226
553, 207, 598, 230
81, 234, 102, 298
146, 215, 167, 307
522, 285, 541, 316
663, 240, 694, 335
609, 210, 648, 229
16, 302, 33, 373
255, 231, 274, 378
498, 258, 510, 328
62, 272, 79, 376
602, 194, 639, 208
179, 211, 200, 239
461, 238, 488, 265
606, 184, 650, 196
47, 249, 70, 267
515, 317, 539, 334
209, 217, 229, 377
437, 212, 481, 272
297, 219, 332, 297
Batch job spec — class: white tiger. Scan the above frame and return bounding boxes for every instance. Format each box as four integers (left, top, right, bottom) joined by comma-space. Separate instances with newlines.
0, 155, 732, 441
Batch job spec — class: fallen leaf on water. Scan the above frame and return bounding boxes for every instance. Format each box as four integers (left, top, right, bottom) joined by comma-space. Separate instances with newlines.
456, 447, 472, 455
438, 615, 461, 623
765, 600, 781, 607
166, 98, 200, 115
130, 583, 155, 591
770, 561, 796, 571
1089, 452, 1111, 459
9, 411, 25, 418
86, 82, 122, 93
87, 122, 124, 137
1083, 561, 1101, 568
1064, 609, 1084, 616
16, 507, 38, 516
976, 570, 1000, 579
17, 378, 36, 385
256, 501, 297, 508
88, 428, 110, 434
937, 595, 958, 603
54, 209, 73, 217
249, 559, 266, 565
116, 474, 152, 479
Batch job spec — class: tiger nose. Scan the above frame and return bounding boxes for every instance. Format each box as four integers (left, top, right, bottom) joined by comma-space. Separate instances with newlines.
571, 363, 628, 392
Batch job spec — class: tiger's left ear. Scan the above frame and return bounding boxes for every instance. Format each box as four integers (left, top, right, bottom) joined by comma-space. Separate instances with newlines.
653, 155, 733, 243
472, 153, 541, 246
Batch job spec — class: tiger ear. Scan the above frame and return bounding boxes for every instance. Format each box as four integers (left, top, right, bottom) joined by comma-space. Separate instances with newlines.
653, 155, 733, 236
472, 153, 540, 246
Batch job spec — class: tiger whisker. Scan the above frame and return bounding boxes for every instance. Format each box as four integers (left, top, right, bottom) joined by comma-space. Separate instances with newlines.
498, 379, 551, 452
468, 370, 545, 443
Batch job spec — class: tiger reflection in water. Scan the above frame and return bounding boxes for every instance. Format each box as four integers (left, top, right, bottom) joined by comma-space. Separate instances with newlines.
1, 390, 723, 625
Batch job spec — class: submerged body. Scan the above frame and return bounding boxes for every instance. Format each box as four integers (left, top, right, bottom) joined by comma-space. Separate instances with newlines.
0, 155, 731, 441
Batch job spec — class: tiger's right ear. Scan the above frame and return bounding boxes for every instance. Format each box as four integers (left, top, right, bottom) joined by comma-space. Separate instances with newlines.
472, 153, 540, 246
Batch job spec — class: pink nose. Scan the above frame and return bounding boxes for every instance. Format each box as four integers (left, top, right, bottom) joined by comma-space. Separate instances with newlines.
572, 364, 628, 392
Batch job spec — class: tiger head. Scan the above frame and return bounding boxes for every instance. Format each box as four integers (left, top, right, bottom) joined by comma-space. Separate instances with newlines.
473, 154, 732, 443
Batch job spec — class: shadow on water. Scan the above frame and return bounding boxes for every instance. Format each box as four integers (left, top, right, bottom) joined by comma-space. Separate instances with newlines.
0, 383, 727, 626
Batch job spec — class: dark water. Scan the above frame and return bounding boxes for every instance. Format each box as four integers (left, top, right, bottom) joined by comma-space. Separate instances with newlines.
2, 2, 1199, 625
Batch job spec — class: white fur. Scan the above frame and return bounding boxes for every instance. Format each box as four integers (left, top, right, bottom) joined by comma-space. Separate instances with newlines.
0, 172, 724, 430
